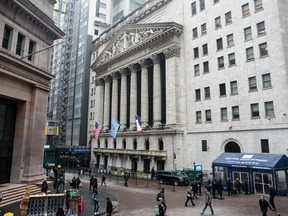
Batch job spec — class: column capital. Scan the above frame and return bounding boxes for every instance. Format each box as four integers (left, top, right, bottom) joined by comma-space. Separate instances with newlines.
111, 72, 120, 80
128, 64, 137, 73
138, 59, 148, 69
150, 54, 160, 64
119, 68, 128, 76
95, 78, 104, 86
103, 75, 111, 83
163, 46, 181, 59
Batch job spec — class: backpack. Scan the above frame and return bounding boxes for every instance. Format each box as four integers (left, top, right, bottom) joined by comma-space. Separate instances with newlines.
154, 204, 160, 216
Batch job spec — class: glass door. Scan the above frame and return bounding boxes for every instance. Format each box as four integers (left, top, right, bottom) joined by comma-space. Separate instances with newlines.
254, 172, 272, 194
232, 171, 249, 193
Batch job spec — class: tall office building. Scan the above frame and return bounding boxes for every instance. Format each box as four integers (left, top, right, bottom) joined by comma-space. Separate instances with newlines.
89, 0, 288, 187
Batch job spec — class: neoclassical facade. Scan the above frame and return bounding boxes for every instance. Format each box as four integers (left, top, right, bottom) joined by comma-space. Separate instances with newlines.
89, 0, 288, 177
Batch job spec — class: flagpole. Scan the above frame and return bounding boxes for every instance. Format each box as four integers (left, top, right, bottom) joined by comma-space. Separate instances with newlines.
135, 114, 153, 130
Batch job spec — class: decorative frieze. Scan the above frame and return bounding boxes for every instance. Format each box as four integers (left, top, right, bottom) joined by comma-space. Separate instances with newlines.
163, 46, 181, 59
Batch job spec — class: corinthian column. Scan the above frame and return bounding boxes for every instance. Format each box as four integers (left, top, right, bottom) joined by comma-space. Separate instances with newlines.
151, 54, 161, 125
139, 59, 148, 124
95, 79, 104, 124
111, 72, 119, 121
120, 69, 128, 129
129, 64, 137, 129
103, 76, 111, 130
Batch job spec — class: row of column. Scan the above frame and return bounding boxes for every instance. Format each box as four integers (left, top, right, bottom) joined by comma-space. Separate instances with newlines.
94, 46, 180, 131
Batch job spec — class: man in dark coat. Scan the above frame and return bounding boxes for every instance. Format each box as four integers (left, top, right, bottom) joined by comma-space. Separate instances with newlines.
259, 195, 272, 216
124, 172, 129, 187
226, 178, 233, 196
92, 177, 98, 192
106, 197, 113, 216
41, 179, 48, 194
268, 184, 277, 211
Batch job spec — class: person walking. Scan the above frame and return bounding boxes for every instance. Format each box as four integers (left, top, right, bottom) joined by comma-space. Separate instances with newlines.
92, 177, 98, 192
185, 186, 195, 207
71, 176, 77, 189
157, 188, 166, 214
41, 178, 48, 194
92, 189, 100, 215
151, 167, 155, 180
101, 174, 107, 187
234, 178, 241, 194
201, 188, 214, 215
124, 172, 129, 187
106, 197, 113, 216
76, 177, 81, 190
259, 195, 272, 216
90, 176, 94, 190
154, 198, 165, 216
268, 184, 277, 211
226, 178, 233, 196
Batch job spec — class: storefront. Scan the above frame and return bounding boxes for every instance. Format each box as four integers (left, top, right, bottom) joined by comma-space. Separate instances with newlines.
212, 153, 288, 195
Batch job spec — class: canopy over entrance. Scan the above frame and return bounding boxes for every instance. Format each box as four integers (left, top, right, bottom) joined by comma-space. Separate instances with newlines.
212, 153, 288, 170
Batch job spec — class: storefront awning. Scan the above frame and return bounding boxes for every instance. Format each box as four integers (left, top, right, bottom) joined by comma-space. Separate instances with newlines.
212, 153, 288, 170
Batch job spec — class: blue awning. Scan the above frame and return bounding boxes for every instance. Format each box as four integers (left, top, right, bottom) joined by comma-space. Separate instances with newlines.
212, 153, 288, 170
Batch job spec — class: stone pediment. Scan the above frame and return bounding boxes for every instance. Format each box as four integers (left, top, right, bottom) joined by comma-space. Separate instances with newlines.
92, 22, 182, 70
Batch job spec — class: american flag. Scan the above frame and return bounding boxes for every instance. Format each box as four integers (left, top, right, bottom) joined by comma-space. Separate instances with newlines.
94, 121, 102, 140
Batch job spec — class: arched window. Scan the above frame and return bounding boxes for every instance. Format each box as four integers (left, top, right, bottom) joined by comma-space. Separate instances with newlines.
133, 138, 137, 150
225, 141, 241, 152
105, 139, 108, 148
97, 140, 100, 148
122, 139, 126, 149
113, 139, 117, 149
145, 138, 150, 150
159, 138, 164, 150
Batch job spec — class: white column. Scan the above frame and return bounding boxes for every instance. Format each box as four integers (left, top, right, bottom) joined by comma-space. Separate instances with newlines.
95, 79, 104, 124
164, 46, 181, 126
111, 72, 119, 120
129, 65, 137, 129
120, 69, 128, 129
103, 76, 111, 130
152, 54, 161, 125
139, 60, 148, 124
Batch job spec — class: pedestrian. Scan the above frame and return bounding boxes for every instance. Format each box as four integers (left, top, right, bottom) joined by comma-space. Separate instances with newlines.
76, 177, 81, 190
226, 178, 233, 196
243, 181, 249, 195
211, 178, 217, 199
106, 197, 113, 216
156, 188, 166, 214
217, 179, 223, 199
124, 172, 129, 187
93, 176, 98, 192
234, 178, 241, 194
201, 188, 214, 215
92, 189, 100, 215
41, 178, 48, 194
71, 176, 77, 189
185, 186, 195, 207
259, 195, 272, 216
90, 176, 94, 190
191, 180, 198, 199
151, 167, 155, 180
268, 184, 277, 211
101, 174, 107, 187
154, 198, 165, 216
56, 207, 65, 216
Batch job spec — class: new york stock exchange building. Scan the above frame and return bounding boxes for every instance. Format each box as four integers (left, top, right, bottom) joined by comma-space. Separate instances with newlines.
88, 0, 288, 184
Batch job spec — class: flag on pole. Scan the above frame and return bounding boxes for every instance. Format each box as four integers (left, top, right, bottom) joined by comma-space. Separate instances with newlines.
110, 119, 120, 138
135, 115, 144, 134
94, 121, 102, 140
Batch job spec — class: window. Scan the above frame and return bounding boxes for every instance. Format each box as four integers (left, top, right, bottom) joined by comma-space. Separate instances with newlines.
203, 61, 209, 73
205, 110, 212, 122
257, 21, 266, 36
251, 103, 260, 118
191, 2, 197, 15
133, 139, 137, 150
216, 38, 223, 51
249, 76, 257, 91
204, 87, 210, 99
261, 139, 269, 153
262, 73, 271, 88
244, 27, 252, 41
100, 2, 107, 9
16, 33, 25, 56
228, 53, 236, 66
219, 83, 226, 96
265, 101, 274, 117
28, 40, 36, 61
246, 47, 254, 61
227, 34, 234, 47
214, 0, 219, 4
225, 11, 232, 24
200, 0, 205, 11
232, 106, 240, 120
194, 47, 199, 58
123, 139, 126, 149
194, 64, 200, 76
218, 56, 224, 69
195, 89, 201, 101
254, 0, 263, 12
230, 81, 238, 95
94, 29, 99, 35
113, 140, 117, 148
202, 140, 208, 152
196, 111, 202, 123
202, 44, 208, 55
201, 23, 207, 35
242, 3, 250, 17
259, 42, 268, 57
192, 27, 198, 38
221, 107, 228, 121
215, 16, 221, 29
2, 25, 12, 50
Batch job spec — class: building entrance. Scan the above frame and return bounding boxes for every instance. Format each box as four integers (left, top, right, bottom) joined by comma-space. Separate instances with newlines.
0, 97, 17, 184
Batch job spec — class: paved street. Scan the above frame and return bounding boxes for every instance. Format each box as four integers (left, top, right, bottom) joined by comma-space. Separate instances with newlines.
1, 172, 288, 215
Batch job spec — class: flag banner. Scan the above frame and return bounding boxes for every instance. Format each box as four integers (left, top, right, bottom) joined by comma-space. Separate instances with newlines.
135, 115, 144, 134
94, 121, 102, 140
110, 119, 120, 138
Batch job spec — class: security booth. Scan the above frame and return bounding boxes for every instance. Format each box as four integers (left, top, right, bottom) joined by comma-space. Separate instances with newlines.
212, 153, 288, 195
